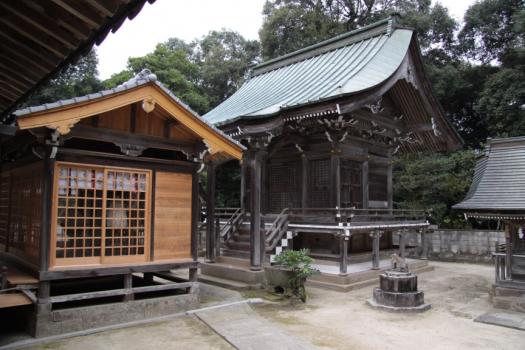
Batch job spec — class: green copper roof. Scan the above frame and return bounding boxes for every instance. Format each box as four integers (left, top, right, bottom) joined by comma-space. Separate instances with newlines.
204, 17, 413, 125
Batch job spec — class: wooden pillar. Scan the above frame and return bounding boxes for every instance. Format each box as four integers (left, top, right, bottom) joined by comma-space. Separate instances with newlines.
205, 162, 216, 263
505, 223, 512, 280
330, 151, 341, 208
240, 158, 246, 211
40, 147, 55, 272
37, 281, 51, 314
371, 230, 382, 270
250, 150, 265, 271
362, 160, 369, 209
215, 215, 221, 258
301, 154, 308, 209
339, 231, 350, 275
123, 274, 134, 301
399, 230, 406, 258
387, 160, 393, 210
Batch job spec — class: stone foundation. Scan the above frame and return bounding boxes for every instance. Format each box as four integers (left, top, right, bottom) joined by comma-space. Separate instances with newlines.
368, 271, 430, 312
32, 292, 199, 338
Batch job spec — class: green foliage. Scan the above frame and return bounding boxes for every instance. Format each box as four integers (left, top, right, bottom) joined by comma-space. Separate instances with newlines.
274, 249, 318, 302
459, 0, 524, 64
103, 30, 260, 114
393, 150, 478, 228
24, 50, 102, 106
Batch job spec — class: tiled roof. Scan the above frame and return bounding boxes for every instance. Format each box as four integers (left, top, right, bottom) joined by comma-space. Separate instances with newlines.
454, 136, 525, 211
12, 69, 244, 150
204, 16, 412, 125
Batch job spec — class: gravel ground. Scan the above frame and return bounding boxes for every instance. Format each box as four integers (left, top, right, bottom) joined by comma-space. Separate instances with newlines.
251, 261, 524, 350
17, 261, 524, 350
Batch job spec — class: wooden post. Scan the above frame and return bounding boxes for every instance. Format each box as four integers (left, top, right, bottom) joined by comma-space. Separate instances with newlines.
123, 274, 134, 301
340, 233, 349, 275
37, 281, 51, 314
362, 159, 369, 209
240, 158, 246, 211
215, 215, 221, 258
371, 231, 382, 270
301, 154, 308, 210
205, 162, 216, 263
387, 160, 393, 211
399, 230, 406, 258
331, 153, 341, 208
40, 147, 55, 272
250, 150, 264, 271
505, 223, 512, 280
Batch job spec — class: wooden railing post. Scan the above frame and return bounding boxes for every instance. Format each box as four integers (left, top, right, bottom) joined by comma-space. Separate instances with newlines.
205, 162, 216, 263
399, 230, 407, 258
215, 215, 221, 258
371, 230, 382, 270
340, 229, 350, 276
505, 225, 512, 280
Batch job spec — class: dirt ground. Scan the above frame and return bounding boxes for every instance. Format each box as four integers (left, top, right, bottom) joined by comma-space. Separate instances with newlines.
15, 261, 525, 350
252, 261, 524, 350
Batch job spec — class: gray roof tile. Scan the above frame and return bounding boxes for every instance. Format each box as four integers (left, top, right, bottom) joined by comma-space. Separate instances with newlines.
454, 136, 525, 211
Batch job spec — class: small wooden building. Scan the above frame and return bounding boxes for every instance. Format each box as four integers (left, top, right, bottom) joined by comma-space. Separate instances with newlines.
0, 70, 243, 335
202, 16, 461, 277
454, 137, 525, 310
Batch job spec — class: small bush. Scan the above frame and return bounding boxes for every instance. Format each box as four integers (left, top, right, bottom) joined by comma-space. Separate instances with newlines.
274, 249, 318, 302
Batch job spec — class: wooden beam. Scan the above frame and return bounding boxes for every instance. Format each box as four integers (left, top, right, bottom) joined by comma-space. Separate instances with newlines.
0, 17, 69, 58
66, 124, 197, 155
362, 160, 369, 209
43, 2, 92, 40
0, 44, 53, 75
0, 29, 58, 67
0, 1, 78, 50
50, 0, 103, 28
85, 0, 119, 17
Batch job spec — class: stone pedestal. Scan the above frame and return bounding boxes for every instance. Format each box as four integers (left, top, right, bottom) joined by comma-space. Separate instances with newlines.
367, 270, 430, 313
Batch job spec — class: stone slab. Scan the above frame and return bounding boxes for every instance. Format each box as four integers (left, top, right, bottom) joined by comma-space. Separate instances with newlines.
195, 302, 319, 350
475, 310, 525, 331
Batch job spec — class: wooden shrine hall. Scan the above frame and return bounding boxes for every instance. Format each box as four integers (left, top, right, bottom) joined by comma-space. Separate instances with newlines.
201, 16, 461, 286
0, 70, 243, 336
454, 137, 525, 311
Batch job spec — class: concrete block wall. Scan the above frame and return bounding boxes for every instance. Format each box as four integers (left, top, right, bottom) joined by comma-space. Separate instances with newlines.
400, 229, 505, 263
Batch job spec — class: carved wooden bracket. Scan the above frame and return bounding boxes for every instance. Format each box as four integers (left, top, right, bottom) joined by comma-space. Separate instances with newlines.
116, 143, 147, 157
47, 118, 80, 135
142, 97, 156, 113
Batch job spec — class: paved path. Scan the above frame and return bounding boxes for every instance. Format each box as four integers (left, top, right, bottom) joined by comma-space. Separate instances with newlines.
195, 302, 319, 350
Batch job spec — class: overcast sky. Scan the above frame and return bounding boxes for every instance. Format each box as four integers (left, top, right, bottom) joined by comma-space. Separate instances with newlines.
96, 0, 477, 79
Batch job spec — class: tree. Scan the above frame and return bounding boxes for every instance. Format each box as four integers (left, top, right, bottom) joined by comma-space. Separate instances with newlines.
393, 150, 477, 228
192, 30, 260, 109
458, 0, 525, 64
259, 0, 457, 59
24, 50, 102, 106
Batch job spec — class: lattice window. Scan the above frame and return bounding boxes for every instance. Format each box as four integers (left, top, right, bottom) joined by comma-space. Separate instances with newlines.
268, 162, 301, 212
1, 164, 42, 265
309, 159, 330, 207
0, 173, 10, 248
341, 160, 363, 208
53, 163, 150, 266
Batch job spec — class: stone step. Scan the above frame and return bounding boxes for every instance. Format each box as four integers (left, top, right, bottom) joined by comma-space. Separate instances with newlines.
492, 296, 525, 312
200, 261, 265, 285
197, 274, 252, 291
306, 264, 434, 293
226, 241, 251, 251
220, 248, 251, 260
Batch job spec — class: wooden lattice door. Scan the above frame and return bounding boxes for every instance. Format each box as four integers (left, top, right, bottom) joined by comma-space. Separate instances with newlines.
341, 160, 362, 208
52, 163, 151, 267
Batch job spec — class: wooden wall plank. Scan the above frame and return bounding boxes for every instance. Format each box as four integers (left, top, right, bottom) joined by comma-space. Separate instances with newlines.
153, 171, 192, 260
